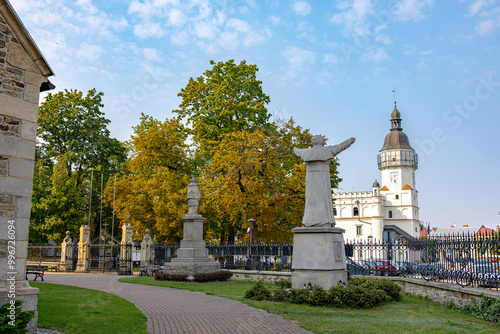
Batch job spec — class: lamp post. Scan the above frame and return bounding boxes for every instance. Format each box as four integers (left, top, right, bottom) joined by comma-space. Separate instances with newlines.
247, 218, 255, 269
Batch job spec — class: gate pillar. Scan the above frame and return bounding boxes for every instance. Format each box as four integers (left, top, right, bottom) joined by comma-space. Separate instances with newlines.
120, 223, 133, 274
58, 231, 73, 272
75, 225, 90, 273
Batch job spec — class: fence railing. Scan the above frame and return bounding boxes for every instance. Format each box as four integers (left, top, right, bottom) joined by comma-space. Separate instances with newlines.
28, 234, 500, 289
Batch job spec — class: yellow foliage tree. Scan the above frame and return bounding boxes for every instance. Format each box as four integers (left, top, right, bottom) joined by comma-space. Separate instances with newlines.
104, 114, 191, 243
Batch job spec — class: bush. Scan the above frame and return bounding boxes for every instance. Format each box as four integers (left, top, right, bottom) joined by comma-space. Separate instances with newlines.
245, 277, 402, 309
349, 277, 402, 302
0, 300, 34, 334
454, 296, 500, 323
154, 272, 189, 281
270, 287, 290, 302
244, 280, 271, 300
290, 288, 310, 304
193, 271, 233, 282
308, 285, 328, 306
275, 279, 292, 289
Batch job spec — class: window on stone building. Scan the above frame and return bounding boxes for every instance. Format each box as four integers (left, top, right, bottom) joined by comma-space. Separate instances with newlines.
356, 226, 362, 236
388, 210, 393, 218
333, 207, 337, 216
395, 195, 399, 200
353, 207, 359, 216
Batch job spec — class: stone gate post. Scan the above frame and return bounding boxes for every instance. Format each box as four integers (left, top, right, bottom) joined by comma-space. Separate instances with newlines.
58, 231, 73, 272
75, 225, 90, 273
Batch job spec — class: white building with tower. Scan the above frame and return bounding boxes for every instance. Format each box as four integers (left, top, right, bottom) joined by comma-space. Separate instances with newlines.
333, 103, 420, 242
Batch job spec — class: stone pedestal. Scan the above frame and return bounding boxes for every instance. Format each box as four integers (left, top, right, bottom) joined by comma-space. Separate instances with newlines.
162, 216, 220, 278
291, 226, 347, 289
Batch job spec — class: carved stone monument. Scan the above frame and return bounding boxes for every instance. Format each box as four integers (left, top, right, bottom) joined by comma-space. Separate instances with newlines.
141, 229, 154, 266
120, 223, 133, 274
75, 225, 90, 273
58, 231, 73, 272
162, 178, 219, 279
291, 135, 355, 289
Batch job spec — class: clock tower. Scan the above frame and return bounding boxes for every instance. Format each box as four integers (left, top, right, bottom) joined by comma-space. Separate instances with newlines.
377, 102, 420, 238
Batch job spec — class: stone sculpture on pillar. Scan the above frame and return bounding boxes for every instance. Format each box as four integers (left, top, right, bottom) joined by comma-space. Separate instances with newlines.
75, 225, 90, 273
162, 178, 219, 279
58, 231, 73, 272
141, 229, 154, 266
291, 135, 355, 289
120, 223, 133, 274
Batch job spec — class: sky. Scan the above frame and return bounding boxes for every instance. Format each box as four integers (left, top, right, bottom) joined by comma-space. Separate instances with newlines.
10, 0, 500, 230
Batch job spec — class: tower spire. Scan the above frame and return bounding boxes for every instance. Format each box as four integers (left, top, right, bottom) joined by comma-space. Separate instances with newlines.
393, 85, 397, 107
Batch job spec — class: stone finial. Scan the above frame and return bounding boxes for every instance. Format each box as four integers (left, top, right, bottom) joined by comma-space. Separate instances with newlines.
186, 178, 201, 217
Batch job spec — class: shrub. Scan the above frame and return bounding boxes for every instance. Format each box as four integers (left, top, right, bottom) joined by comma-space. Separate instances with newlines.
308, 285, 328, 306
290, 288, 310, 304
275, 279, 292, 289
154, 272, 188, 281
270, 287, 290, 302
350, 277, 402, 302
455, 296, 500, 323
0, 300, 34, 334
244, 280, 271, 300
193, 271, 233, 282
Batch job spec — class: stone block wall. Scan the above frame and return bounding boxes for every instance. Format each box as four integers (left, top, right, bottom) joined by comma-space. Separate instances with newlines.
229, 270, 292, 284
0, 4, 51, 333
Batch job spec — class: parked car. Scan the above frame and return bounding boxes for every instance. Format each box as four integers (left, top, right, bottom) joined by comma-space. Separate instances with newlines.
372, 259, 398, 276
346, 258, 374, 276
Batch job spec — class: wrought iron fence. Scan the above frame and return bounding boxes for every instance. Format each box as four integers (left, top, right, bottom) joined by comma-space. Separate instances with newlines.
206, 243, 293, 271
346, 234, 500, 290
27, 245, 62, 264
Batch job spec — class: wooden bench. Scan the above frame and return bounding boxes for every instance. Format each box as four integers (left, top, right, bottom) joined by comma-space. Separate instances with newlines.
26, 265, 48, 281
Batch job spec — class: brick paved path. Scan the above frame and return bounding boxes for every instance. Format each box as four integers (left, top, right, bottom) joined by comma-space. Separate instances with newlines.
40, 273, 312, 334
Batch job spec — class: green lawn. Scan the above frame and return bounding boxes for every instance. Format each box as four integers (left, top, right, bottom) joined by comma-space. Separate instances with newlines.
119, 277, 500, 334
30, 282, 147, 334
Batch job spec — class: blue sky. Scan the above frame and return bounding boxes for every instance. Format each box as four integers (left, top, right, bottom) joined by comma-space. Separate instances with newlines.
11, 0, 500, 230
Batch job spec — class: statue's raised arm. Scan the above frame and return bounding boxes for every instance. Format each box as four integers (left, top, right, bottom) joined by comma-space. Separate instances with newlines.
331, 137, 356, 156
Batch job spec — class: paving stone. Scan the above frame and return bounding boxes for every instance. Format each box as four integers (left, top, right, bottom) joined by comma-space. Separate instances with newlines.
42, 273, 312, 334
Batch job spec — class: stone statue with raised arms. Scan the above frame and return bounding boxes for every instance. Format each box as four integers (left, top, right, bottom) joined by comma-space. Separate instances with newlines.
293, 135, 355, 227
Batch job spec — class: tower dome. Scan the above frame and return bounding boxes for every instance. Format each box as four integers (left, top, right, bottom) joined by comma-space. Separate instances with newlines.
380, 102, 414, 151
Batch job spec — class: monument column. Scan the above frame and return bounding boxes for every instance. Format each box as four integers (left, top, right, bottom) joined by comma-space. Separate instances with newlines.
162, 178, 219, 279
120, 223, 133, 274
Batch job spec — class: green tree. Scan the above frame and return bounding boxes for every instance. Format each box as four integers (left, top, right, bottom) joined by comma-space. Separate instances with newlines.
30, 89, 127, 243
174, 59, 273, 165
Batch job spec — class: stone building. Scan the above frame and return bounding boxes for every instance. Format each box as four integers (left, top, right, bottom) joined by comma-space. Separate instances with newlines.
333, 103, 420, 242
0, 1, 54, 332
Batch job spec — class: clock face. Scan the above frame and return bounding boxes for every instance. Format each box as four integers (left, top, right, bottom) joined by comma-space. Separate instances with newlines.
390, 172, 399, 183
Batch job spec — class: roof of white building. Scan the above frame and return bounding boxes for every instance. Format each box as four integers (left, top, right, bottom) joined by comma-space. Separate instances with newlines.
429, 226, 481, 237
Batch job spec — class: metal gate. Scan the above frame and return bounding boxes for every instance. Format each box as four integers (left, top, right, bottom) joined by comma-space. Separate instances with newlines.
88, 235, 132, 275
64, 243, 78, 271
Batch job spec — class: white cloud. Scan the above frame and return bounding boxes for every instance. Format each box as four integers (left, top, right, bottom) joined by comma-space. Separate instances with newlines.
134, 22, 165, 38
76, 0, 99, 15
393, 0, 434, 22
282, 46, 316, 69
227, 18, 250, 33
322, 53, 341, 64
143, 48, 163, 62
375, 34, 392, 45
75, 42, 105, 61
292, 1, 312, 16
475, 19, 497, 35
194, 21, 218, 39
168, 8, 187, 26
362, 47, 388, 62
466, 0, 488, 16
330, 0, 373, 36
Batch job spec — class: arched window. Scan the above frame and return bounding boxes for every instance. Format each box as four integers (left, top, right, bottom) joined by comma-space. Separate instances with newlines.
333, 207, 337, 216
388, 210, 393, 218
353, 207, 359, 216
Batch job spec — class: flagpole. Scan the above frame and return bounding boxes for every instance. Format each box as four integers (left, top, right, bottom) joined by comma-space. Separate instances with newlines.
88, 171, 93, 227
112, 175, 116, 241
